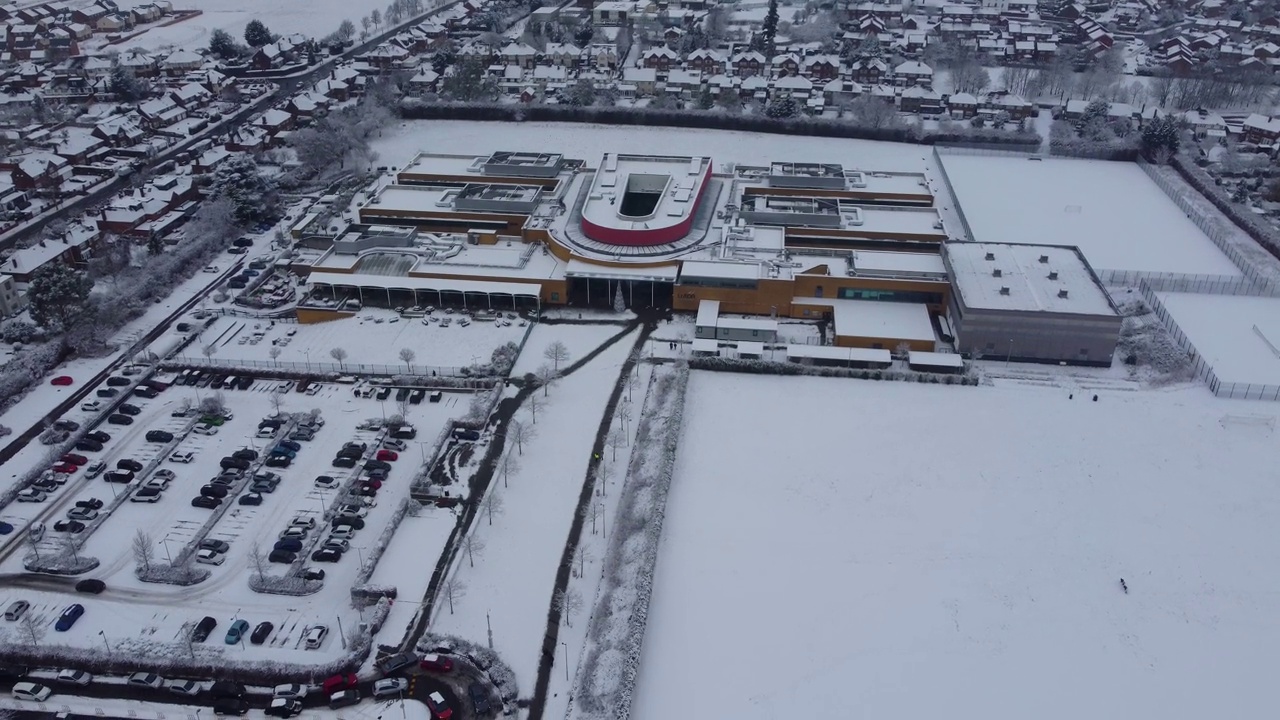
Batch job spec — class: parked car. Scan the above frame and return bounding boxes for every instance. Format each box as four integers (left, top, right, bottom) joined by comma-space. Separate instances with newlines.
117, 458, 143, 472
80, 400, 103, 412
320, 674, 357, 695
200, 485, 229, 499
302, 567, 326, 581
106, 414, 133, 426
193, 424, 219, 436
53, 520, 85, 533
322, 538, 350, 553
238, 493, 263, 506
106, 376, 130, 386
304, 624, 328, 649
104, 470, 134, 484
192, 496, 222, 509
117, 403, 142, 416
50, 375, 74, 386
264, 455, 291, 468
56, 669, 93, 687
76, 439, 105, 452
268, 549, 296, 564
74, 498, 103, 510
191, 616, 217, 642
51, 462, 78, 474
86, 431, 110, 443
468, 682, 493, 716
314, 475, 340, 489
274, 538, 303, 553
372, 678, 408, 698
5, 600, 30, 621
145, 430, 174, 443
311, 548, 342, 563
132, 487, 163, 503
250, 621, 274, 645
332, 456, 356, 468
167, 679, 203, 696
16, 489, 48, 503
134, 386, 159, 399
129, 672, 164, 689
425, 691, 453, 720
67, 507, 98, 522
419, 654, 455, 673
85, 461, 106, 478
225, 619, 250, 645
376, 449, 398, 462
54, 419, 80, 431
196, 549, 226, 565
12, 682, 52, 702
74, 579, 105, 594
200, 539, 230, 554
289, 428, 315, 441
213, 698, 249, 716
53, 599, 83, 627
328, 690, 360, 710
377, 652, 419, 675
266, 699, 303, 718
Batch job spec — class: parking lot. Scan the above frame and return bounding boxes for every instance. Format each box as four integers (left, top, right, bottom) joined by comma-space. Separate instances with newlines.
0, 369, 464, 666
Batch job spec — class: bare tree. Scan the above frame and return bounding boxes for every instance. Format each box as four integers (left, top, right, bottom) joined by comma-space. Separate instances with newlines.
594, 461, 610, 498
177, 619, 198, 658
563, 589, 583, 628
535, 363, 558, 397
588, 499, 602, 535
442, 576, 466, 614
250, 543, 267, 579
202, 343, 217, 362
17, 611, 45, 646
574, 545, 594, 578
508, 418, 533, 455
543, 340, 570, 372
482, 490, 505, 526
499, 454, 519, 488
462, 533, 486, 568
625, 372, 638, 402
526, 391, 540, 423
62, 535, 80, 563
269, 346, 282, 362
272, 391, 285, 415
329, 347, 348, 369
605, 428, 626, 461
399, 347, 416, 371
616, 401, 632, 433
132, 530, 153, 574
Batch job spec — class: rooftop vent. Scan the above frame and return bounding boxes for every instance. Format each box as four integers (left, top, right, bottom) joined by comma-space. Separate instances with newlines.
984, 252, 995, 261
1058, 289, 1069, 299
992, 268, 1002, 277
1038, 254, 1049, 263
1048, 271, 1059, 280
999, 286, 1010, 295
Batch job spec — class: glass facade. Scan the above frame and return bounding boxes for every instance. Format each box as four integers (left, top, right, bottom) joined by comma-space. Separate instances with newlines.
837, 287, 943, 305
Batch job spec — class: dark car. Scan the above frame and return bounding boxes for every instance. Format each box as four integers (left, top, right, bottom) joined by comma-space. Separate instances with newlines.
210, 681, 245, 700
192, 496, 222, 509
453, 428, 481, 441
266, 699, 302, 718
76, 438, 105, 452
210, 375, 227, 389
375, 386, 392, 401
394, 387, 410, 402
54, 419, 80, 432
332, 456, 356, 469
328, 690, 360, 710
118, 403, 142, 416
86, 430, 110, 443
377, 652, 419, 676
277, 440, 301, 452
75, 579, 106, 594
104, 471, 134, 484
220, 457, 250, 471
106, 376, 131, 386
54, 520, 86, 533
213, 698, 249, 716
200, 539, 230, 553
268, 549, 296, 564
249, 621, 274, 645
191, 616, 217, 642
146, 430, 174, 443
134, 386, 159, 399
468, 682, 493, 716
336, 446, 363, 460
364, 459, 391, 472
409, 389, 425, 404
200, 485, 229, 499
117, 459, 144, 472
96, 387, 120, 398
74, 498, 103, 510
238, 493, 263, 506
264, 455, 291, 468
55, 603, 85, 631
332, 515, 365, 530
232, 449, 258, 461
390, 425, 417, 440
106, 414, 134, 427
311, 548, 342, 563
274, 538, 303, 553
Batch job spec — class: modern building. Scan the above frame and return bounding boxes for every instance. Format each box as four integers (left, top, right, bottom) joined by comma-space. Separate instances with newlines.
942, 241, 1121, 366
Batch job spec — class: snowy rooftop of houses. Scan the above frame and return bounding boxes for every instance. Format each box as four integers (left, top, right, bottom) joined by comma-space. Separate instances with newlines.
944, 242, 1116, 316
0, 223, 95, 274
580, 153, 712, 233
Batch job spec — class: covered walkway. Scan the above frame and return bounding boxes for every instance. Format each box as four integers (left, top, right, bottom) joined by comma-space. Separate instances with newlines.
308, 272, 542, 311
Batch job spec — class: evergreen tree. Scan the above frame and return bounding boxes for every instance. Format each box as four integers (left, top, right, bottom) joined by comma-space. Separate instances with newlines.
697, 85, 715, 110
564, 78, 597, 106
440, 56, 499, 101
147, 232, 164, 256
765, 93, 800, 118
27, 263, 93, 335
757, 0, 779, 58
208, 29, 241, 59
1141, 115, 1181, 159
211, 155, 278, 224
244, 19, 274, 48
108, 63, 146, 102
1231, 183, 1249, 204
857, 35, 883, 60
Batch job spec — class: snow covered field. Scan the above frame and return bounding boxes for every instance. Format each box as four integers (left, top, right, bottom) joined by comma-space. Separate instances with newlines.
939, 154, 1242, 277
633, 372, 1280, 720
106, 0, 361, 53
1155, 292, 1280, 390
182, 308, 528, 374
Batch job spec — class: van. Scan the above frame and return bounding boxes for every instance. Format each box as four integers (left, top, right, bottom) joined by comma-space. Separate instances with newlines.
4, 600, 29, 621
304, 625, 328, 649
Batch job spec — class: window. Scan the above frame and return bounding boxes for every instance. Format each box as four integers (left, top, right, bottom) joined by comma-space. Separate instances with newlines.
802, 309, 811, 317
814, 286, 824, 298
837, 288, 943, 304
550, 292, 560, 302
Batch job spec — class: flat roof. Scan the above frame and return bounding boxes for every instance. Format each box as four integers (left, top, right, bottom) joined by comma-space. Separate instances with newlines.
718, 317, 778, 332
908, 350, 965, 368
399, 152, 487, 178
736, 341, 766, 355
852, 171, 932, 197
365, 184, 456, 214
945, 242, 1116, 316
308, 271, 541, 297
857, 207, 945, 237
800, 298, 936, 343
786, 345, 893, 363
565, 259, 679, 281
692, 338, 719, 352
680, 260, 761, 281
581, 153, 712, 233
852, 250, 947, 276
696, 299, 720, 327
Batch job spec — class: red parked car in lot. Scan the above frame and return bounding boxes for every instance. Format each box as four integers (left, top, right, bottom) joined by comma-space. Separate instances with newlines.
60, 454, 88, 466
51, 463, 78, 474
375, 449, 398, 462
320, 674, 357, 695
419, 654, 454, 673
50, 376, 74, 386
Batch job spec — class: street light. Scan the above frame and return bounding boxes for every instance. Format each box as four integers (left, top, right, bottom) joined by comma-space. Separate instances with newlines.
99, 630, 111, 653
561, 641, 569, 682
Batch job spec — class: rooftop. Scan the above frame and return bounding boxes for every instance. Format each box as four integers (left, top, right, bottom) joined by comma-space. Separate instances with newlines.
579, 153, 712, 237
944, 242, 1117, 316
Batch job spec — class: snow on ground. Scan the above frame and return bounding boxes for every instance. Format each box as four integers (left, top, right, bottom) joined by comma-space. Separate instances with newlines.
939, 154, 1242, 277
510, 323, 624, 377
182, 309, 529, 375
632, 372, 1280, 720
0, 379, 461, 666
105, 0, 362, 53
1155, 292, 1280, 389
364, 509, 457, 662
429, 324, 638, 690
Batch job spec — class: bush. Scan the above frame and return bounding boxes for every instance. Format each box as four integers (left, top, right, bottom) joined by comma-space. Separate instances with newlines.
418, 633, 518, 707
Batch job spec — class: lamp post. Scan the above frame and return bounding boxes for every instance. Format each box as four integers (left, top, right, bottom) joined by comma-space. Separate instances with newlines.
98, 630, 111, 653
561, 641, 569, 682
1005, 338, 1014, 369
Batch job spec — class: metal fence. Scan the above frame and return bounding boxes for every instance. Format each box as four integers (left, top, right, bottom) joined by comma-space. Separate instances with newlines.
930, 147, 975, 242
1139, 280, 1280, 401
934, 144, 1040, 158
169, 356, 467, 377
1096, 270, 1280, 296
1136, 158, 1280, 296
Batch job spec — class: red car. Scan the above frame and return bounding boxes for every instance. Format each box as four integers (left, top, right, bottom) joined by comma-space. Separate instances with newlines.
51, 376, 74, 386
425, 691, 452, 720
320, 674, 357, 695
52, 463, 78, 474
61, 453, 89, 466
375, 449, 398, 462
419, 654, 454, 673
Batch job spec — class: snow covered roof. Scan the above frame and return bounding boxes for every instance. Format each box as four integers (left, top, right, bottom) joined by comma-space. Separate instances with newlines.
802, 298, 936, 343
944, 242, 1116, 316
580, 153, 711, 236
680, 261, 760, 282
787, 344, 892, 364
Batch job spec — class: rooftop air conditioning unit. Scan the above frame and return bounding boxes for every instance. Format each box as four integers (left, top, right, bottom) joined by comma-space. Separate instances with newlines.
1058, 289, 1069, 298
999, 286, 1010, 295
1038, 254, 1049, 263
1048, 271, 1059, 280
992, 268, 1002, 277
984, 252, 995, 261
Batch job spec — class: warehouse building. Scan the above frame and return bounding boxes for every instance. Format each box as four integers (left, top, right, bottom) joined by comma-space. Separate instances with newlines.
942, 242, 1121, 366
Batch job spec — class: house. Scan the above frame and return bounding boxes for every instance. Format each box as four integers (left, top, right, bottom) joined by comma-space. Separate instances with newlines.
500, 42, 538, 69
982, 90, 1033, 120
801, 54, 839, 80
771, 52, 800, 76
892, 60, 932, 86
740, 74, 768, 100
119, 48, 157, 76
823, 78, 863, 105
772, 74, 813, 99
543, 42, 581, 68
9, 152, 71, 194
92, 114, 145, 146
593, 0, 632, 26
946, 92, 977, 118
137, 96, 181, 128
585, 43, 618, 70
168, 81, 211, 108
192, 145, 230, 174
641, 46, 678, 73
849, 58, 887, 85
52, 127, 106, 163
686, 48, 725, 75
256, 108, 294, 136
622, 66, 656, 95
226, 126, 268, 152
899, 85, 943, 114
663, 69, 702, 98
731, 50, 765, 77
406, 67, 439, 94
1242, 113, 1280, 145
161, 48, 201, 75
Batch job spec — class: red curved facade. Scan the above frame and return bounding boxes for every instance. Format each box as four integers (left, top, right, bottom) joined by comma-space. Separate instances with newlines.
581, 164, 713, 246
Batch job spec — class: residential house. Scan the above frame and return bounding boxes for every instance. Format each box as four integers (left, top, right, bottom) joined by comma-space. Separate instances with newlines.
500, 42, 538, 69
849, 58, 887, 85
91, 114, 145, 146
771, 52, 800, 76
406, 67, 439, 95
168, 81, 211, 108
686, 48, 725, 75
1242, 113, 1280, 145
622, 66, 656, 95
892, 59, 932, 86
946, 91, 977, 118
641, 46, 678, 74
899, 85, 942, 114
731, 50, 765, 77
823, 78, 863, 105
9, 151, 71, 194
543, 42, 581, 68
585, 43, 618, 70
161, 48, 200, 76
801, 54, 839, 80
137, 96, 182, 128
663, 68, 702, 99
772, 74, 812, 100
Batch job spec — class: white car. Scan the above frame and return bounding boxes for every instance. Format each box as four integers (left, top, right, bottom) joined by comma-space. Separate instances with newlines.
193, 424, 219, 435
167, 679, 202, 696
321, 538, 349, 552
195, 549, 225, 566
80, 400, 102, 412
170, 451, 195, 464
273, 683, 309, 699
154, 469, 176, 481
314, 476, 340, 490
56, 669, 92, 687
328, 526, 356, 540
85, 461, 106, 478
203, 265, 219, 273
12, 682, 52, 702
372, 678, 408, 698
128, 672, 164, 689
16, 489, 48, 503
